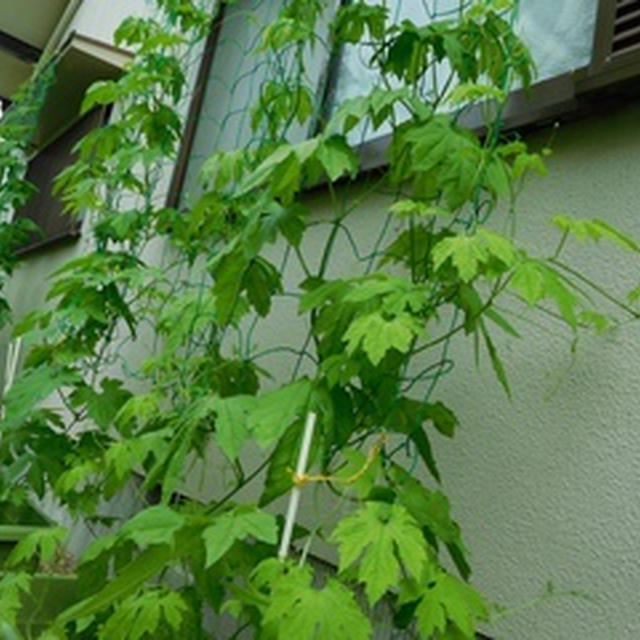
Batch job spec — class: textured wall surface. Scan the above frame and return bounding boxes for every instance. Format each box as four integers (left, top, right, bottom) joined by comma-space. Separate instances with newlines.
436, 103, 640, 639
5, 77, 640, 638
425, 104, 640, 638
242, 101, 640, 639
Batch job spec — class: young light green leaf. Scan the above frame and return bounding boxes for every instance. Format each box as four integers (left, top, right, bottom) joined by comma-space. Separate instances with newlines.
263, 566, 372, 640
510, 260, 579, 328
390, 199, 451, 219
433, 229, 517, 283
509, 260, 545, 305
552, 216, 639, 252
6, 527, 68, 568
316, 135, 359, 181
202, 506, 277, 568
331, 502, 430, 605
248, 379, 312, 448
512, 151, 548, 178
343, 312, 421, 365
118, 506, 185, 548
447, 82, 506, 105
432, 235, 488, 283
475, 228, 517, 267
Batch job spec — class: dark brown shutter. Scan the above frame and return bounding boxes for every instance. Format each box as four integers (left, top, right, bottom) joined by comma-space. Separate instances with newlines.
14, 107, 106, 254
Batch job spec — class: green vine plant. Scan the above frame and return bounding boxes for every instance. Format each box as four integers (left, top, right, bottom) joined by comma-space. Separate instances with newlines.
0, 0, 638, 638
0, 61, 57, 329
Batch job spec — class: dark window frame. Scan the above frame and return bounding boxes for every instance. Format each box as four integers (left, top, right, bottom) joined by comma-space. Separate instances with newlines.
166, 4, 227, 209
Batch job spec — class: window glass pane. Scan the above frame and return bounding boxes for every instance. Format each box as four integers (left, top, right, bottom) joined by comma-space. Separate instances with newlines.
331, 0, 600, 141
181, 0, 281, 204
14, 108, 106, 252
517, 0, 599, 80
180, 1, 335, 205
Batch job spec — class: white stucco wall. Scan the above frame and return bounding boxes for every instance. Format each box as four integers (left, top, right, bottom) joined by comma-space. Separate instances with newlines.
434, 104, 640, 639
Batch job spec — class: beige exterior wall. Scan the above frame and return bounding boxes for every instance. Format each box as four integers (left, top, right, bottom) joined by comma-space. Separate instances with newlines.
423, 102, 640, 638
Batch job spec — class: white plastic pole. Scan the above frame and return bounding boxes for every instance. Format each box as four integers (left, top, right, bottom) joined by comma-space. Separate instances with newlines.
1, 338, 21, 420
278, 411, 317, 561
5, 337, 21, 393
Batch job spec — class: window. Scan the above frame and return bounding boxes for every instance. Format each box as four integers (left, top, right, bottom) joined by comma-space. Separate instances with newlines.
169, 0, 335, 207
332, 1, 600, 116
172, 0, 640, 199
5, 33, 129, 252
170, 0, 282, 206
13, 107, 108, 253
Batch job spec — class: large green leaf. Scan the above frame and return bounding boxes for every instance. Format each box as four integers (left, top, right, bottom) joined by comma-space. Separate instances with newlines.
71, 378, 132, 430
390, 466, 469, 579
243, 257, 282, 317
410, 572, 488, 639
331, 502, 429, 605
262, 565, 371, 640
98, 589, 187, 640
55, 540, 186, 626
211, 395, 257, 461
0, 572, 31, 629
118, 506, 185, 548
202, 506, 277, 568
248, 379, 312, 448
3, 365, 79, 430
259, 423, 304, 506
